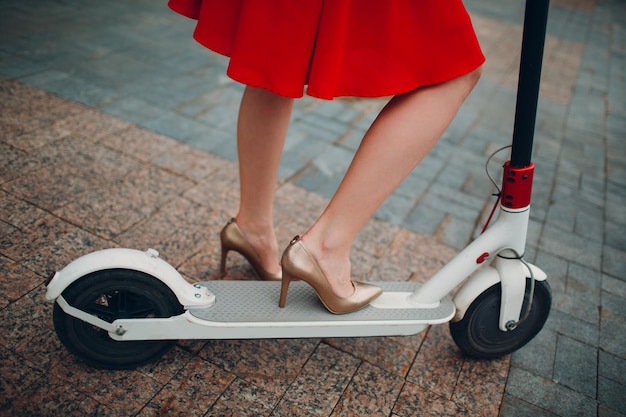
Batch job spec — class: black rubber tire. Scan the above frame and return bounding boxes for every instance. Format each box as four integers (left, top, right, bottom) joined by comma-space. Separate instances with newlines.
449, 279, 551, 359
53, 269, 183, 369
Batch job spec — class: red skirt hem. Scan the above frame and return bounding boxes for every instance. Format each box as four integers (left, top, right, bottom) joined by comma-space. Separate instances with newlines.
170, 0, 485, 100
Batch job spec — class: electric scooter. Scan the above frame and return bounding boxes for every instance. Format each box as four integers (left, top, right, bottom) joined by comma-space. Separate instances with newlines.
45, 0, 553, 369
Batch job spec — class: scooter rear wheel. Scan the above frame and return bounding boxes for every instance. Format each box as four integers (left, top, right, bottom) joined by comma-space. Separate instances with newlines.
53, 269, 183, 369
449, 279, 551, 359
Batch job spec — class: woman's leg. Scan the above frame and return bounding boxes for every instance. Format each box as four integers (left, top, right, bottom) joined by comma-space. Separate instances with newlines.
302, 67, 483, 297
235, 86, 294, 275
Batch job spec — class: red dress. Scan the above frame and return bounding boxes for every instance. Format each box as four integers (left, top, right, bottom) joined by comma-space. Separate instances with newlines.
168, 0, 485, 100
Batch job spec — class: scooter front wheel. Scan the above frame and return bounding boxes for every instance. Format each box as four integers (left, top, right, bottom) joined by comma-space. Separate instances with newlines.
53, 269, 183, 369
449, 279, 551, 359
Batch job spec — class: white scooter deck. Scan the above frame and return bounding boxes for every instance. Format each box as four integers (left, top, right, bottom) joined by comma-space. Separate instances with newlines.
105, 281, 455, 341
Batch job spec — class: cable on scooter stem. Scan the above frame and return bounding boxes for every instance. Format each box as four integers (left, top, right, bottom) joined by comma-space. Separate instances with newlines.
480, 145, 510, 234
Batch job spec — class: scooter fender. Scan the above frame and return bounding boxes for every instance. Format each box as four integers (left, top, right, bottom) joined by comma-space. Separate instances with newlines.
45, 248, 214, 308
451, 266, 500, 322
451, 260, 547, 323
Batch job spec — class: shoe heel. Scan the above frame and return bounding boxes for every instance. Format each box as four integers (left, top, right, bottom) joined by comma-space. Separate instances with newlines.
278, 271, 296, 308
220, 246, 229, 274
218, 218, 282, 281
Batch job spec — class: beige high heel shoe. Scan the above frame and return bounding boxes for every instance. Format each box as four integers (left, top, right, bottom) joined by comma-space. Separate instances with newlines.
220, 218, 282, 281
279, 236, 382, 314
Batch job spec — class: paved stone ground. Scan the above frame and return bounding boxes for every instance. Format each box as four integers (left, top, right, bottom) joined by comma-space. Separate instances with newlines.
0, 0, 624, 416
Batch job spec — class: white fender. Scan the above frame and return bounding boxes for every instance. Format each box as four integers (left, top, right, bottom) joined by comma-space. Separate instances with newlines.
45, 248, 214, 308
451, 266, 500, 322
451, 260, 547, 322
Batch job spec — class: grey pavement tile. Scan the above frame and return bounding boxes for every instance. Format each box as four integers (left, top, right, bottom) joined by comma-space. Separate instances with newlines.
293, 165, 336, 199
141, 111, 211, 144
297, 112, 352, 142
529, 185, 554, 219
410, 153, 447, 184
338, 127, 368, 151
544, 309, 599, 348
533, 252, 569, 293
544, 203, 577, 234
599, 350, 626, 386
394, 171, 430, 200
510, 328, 557, 380
278, 134, 333, 182
376, 194, 416, 226
605, 182, 626, 225
601, 290, 626, 320
311, 144, 353, 177
505, 367, 597, 417
606, 159, 626, 189
175, 78, 237, 119
606, 109, 626, 135
603, 221, 626, 250
602, 245, 626, 281
99, 95, 166, 127
599, 308, 626, 358
573, 204, 605, 243
553, 334, 598, 398
311, 99, 363, 125
315, 175, 345, 201
435, 215, 476, 251
442, 104, 481, 143
578, 173, 608, 206
602, 274, 626, 298
70, 50, 159, 90
433, 161, 484, 192
118, 73, 219, 112
194, 104, 239, 136
599, 405, 626, 417
0, 52, 44, 79
416, 188, 485, 222
538, 225, 603, 270
404, 204, 447, 237
500, 394, 560, 417
598, 376, 626, 416
551, 262, 601, 325
551, 172, 605, 208
546, 4, 594, 43
182, 126, 237, 161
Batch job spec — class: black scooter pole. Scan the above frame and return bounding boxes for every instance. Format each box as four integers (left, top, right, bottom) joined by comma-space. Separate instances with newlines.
510, 0, 551, 168
500, 0, 550, 209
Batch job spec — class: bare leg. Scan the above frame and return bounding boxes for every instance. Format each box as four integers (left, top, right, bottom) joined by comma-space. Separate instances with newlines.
235, 86, 294, 275
302, 68, 483, 297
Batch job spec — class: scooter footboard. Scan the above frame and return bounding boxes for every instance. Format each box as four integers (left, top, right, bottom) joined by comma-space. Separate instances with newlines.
108, 281, 455, 340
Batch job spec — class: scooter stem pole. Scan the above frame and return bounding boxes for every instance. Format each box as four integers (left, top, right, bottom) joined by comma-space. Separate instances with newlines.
510, 0, 550, 168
